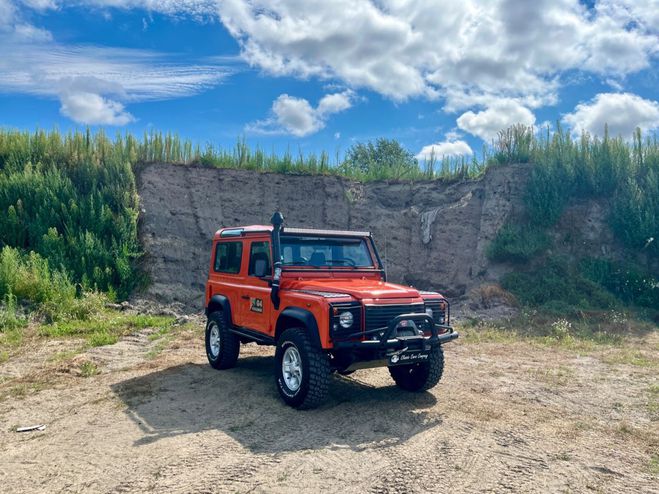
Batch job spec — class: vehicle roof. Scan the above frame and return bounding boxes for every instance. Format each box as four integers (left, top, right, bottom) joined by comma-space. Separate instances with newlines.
213, 225, 372, 240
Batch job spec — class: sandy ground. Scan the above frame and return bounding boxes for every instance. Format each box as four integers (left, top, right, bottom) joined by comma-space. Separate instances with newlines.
0, 323, 657, 494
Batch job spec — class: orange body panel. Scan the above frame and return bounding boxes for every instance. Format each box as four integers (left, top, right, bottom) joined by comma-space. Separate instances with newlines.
205, 229, 447, 349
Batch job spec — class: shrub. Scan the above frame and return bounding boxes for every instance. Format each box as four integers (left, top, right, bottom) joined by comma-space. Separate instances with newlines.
343, 138, 419, 180
580, 258, 659, 308
0, 246, 75, 309
487, 224, 549, 263
501, 257, 617, 310
0, 293, 27, 332
493, 124, 535, 165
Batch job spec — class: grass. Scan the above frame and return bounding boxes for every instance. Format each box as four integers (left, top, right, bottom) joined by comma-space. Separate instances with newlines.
79, 361, 99, 377
528, 366, 575, 386
2, 125, 657, 328
602, 350, 657, 368
650, 455, 659, 475
458, 309, 656, 358
145, 322, 194, 359
647, 384, 659, 420
40, 312, 175, 347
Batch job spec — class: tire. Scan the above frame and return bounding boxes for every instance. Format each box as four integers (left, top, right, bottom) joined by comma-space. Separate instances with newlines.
389, 345, 444, 392
205, 311, 240, 370
275, 327, 330, 409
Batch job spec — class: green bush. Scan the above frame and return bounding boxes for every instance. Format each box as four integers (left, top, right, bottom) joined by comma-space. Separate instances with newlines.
522, 126, 658, 258
1, 126, 656, 319
493, 124, 535, 165
0, 130, 141, 298
501, 257, 617, 310
487, 224, 549, 263
0, 246, 75, 309
0, 293, 27, 332
580, 258, 659, 308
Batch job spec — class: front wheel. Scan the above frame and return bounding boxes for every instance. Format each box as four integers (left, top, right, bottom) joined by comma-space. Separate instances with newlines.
275, 328, 330, 409
389, 346, 444, 391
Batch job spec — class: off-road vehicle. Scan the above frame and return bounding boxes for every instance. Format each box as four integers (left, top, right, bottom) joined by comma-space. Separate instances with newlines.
204, 212, 458, 409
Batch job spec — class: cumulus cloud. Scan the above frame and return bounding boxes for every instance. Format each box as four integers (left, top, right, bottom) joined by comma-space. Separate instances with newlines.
248, 91, 353, 137
214, 0, 659, 110
7, 0, 659, 132
563, 92, 659, 138
60, 91, 134, 125
416, 140, 473, 161
457, 100, 536, 141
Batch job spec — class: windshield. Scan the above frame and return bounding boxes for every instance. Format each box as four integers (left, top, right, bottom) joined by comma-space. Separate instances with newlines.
280, 236, 374, 268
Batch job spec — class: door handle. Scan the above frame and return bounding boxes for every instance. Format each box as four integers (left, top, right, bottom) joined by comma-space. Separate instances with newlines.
241, 295, 250, 300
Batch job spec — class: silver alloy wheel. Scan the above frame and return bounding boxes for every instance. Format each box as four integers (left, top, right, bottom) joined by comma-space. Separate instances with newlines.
209, 322, 220, 358
282, 345, 303, 392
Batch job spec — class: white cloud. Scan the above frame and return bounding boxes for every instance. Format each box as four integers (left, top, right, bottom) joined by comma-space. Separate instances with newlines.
60, 90, 134, 125
33, 0, 217, 19
248, 91, 353, 137
6, 0, 659, 132
563, 92, 659, 138
272, 95, 318, 137
19, 0, 57, 10
12, 23, 52, 41
457, 100, 535, 141
0, 0, 229, 125
416, 140, 473, 161
213, 0, 658, 110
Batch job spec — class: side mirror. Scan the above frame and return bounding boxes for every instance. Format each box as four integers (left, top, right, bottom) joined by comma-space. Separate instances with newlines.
253, 259, 269, 278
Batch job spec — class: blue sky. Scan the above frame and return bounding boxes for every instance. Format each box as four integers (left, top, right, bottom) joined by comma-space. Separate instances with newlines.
0, 1, 657, 161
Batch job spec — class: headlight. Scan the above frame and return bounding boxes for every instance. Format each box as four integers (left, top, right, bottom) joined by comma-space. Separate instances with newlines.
425, 307, 433, 319
339, 311, 354, 328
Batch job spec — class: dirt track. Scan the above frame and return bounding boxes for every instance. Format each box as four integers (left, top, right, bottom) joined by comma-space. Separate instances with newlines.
1, 324, 657, 493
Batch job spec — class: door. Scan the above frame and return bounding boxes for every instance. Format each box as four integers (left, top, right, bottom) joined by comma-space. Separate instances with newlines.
240, 240, 272, 334
209, 240, 245, 325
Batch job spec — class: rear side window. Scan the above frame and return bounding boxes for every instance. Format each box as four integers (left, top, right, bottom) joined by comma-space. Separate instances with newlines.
214, 241, 243, 274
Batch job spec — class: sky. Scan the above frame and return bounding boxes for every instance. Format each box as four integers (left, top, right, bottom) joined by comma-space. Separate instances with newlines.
0, 0, 658, 161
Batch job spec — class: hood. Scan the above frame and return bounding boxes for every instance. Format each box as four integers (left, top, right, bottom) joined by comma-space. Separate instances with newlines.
285, 278, 420, 300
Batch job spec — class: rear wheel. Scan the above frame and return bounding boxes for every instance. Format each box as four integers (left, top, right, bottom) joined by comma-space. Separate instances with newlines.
389, 346, 444, 391
205, 311, 240, 370
275, 328, 330, 409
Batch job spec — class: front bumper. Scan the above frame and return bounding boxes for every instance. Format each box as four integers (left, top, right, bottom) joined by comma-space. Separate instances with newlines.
332, 313, 459, 352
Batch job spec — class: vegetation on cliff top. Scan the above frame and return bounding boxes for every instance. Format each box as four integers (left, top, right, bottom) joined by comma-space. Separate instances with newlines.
0, 126, 657, 328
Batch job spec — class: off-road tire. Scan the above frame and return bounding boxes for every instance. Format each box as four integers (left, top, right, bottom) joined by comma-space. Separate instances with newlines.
275, 328, 330, 409
205, 311, 240, 370
389, 345, 444, 391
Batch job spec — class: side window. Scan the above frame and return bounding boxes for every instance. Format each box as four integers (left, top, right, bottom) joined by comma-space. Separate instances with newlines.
248, 241, 271, 276
214, 241, 243, 274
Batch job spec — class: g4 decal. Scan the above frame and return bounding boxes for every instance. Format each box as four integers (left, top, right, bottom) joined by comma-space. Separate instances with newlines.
250, 297, 264, 313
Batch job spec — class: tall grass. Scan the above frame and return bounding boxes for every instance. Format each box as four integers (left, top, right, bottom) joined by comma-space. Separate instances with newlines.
0, 126, 657, 315
491, 125, 658, 312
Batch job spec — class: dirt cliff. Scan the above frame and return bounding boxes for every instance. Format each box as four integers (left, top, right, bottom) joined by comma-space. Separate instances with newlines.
136, 163, 530, 311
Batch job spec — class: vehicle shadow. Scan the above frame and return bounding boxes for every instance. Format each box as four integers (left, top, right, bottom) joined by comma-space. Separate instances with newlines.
111, 355, 442, 453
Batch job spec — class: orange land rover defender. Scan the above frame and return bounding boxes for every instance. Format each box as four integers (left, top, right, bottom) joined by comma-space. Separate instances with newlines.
204, 212, 458, 409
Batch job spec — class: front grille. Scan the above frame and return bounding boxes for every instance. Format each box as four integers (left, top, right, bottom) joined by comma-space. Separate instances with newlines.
364, 303, 425, 332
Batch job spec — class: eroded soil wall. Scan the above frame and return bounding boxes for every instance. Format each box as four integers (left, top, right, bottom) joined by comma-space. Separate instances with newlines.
137, 163, 529, 310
